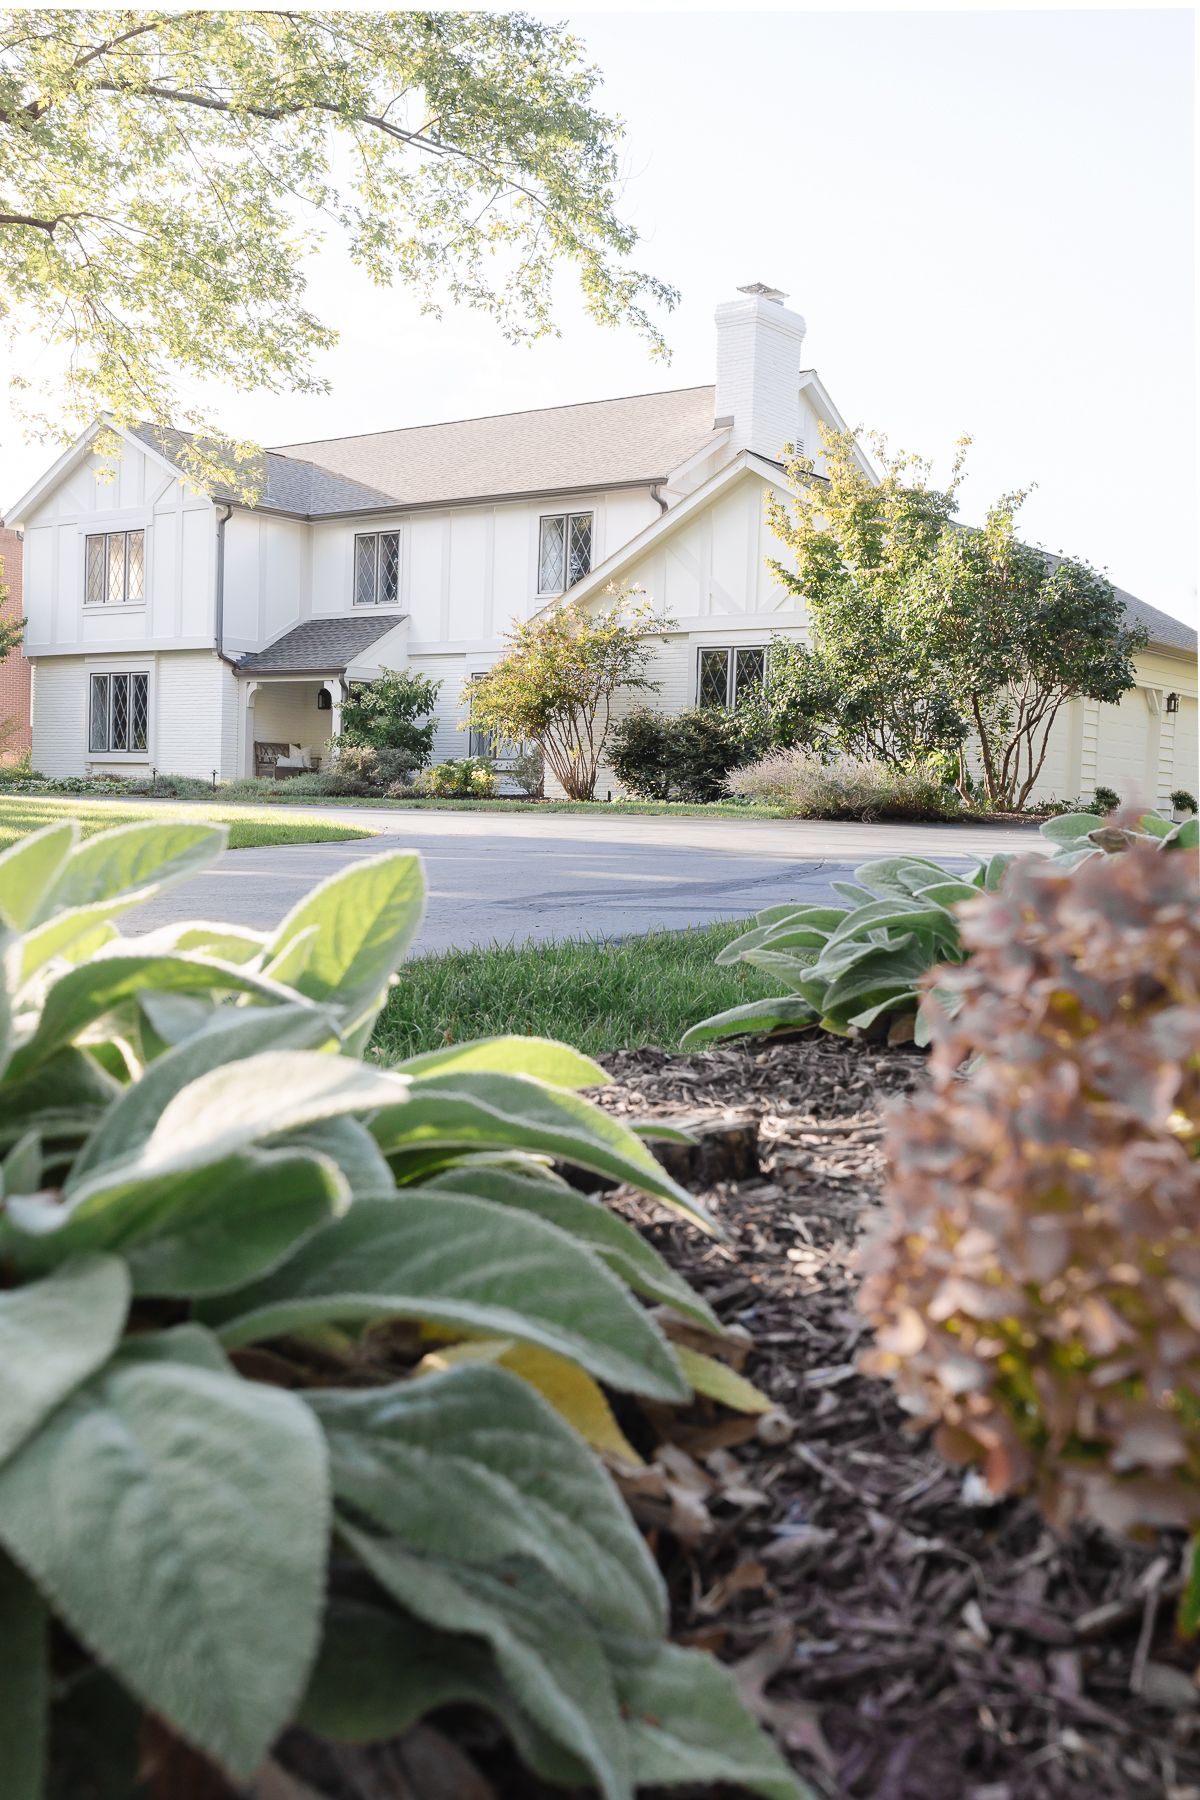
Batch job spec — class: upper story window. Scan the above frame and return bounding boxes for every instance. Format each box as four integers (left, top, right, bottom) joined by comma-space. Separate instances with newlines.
538, 511, 592, 595
354, 531, 400, 606
89, 670, 149, 755
85, 530, 144, 606
697, 645, 766, 710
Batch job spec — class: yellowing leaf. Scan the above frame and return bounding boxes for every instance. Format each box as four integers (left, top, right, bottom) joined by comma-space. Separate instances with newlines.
418, 1337, 643, 1464
676, 1345, 772, 1415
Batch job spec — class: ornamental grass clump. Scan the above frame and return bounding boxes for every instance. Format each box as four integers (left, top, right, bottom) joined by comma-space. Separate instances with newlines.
858, 844, 1200, 1541
0, 817, 800, 1799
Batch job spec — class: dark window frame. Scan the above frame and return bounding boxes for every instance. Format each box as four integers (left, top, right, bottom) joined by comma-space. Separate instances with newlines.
696, 644, 767, 711
84, 529, 145, 606
537, 510, 593, 596
88, 670, 150, 756
352, 530, 401, 606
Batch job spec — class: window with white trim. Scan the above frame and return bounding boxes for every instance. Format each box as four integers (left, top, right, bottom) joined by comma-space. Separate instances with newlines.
353, 531, 400, 606
696, 645, 766, 710
538, 511, 592, 595
88, 671, 149, 755
84, 530, 145, 605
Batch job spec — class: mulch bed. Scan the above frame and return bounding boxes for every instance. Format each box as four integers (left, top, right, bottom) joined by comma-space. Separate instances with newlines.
579, 1038, 1200, 1800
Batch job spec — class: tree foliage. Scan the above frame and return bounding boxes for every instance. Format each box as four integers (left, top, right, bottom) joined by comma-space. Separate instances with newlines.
463, 592, 670, 801
608, 706, 761, 803
337, 667, 440, 767
0, 547, 21, 667
766, 428, 1146, 807
0, 11, 676, 486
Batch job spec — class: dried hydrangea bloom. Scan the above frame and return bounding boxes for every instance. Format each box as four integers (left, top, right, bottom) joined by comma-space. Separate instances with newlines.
858, 844, 1200, 1536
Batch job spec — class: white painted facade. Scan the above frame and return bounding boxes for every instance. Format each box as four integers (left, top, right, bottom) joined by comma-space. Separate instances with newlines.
7, 286, 1196, 806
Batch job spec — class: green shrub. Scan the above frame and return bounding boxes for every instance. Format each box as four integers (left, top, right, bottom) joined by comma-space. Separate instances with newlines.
418, 756, 497, 798
509, 743, 545, 798
722, 748, 962, 821
1172, 788, 1198, 814
683, 807, 1198, 1053
131, 771, 215, 799
609, 707, 759, 803
1091, 784, 1121, 813
858, 845, 1200, 1549
682, 847, 1015, 1050
0, 817, 799, 1798
330, 743, 421, 794
337, 667, 440, 766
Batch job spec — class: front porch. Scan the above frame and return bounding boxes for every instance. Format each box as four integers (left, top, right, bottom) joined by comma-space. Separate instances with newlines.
232, 611, 410, 778
241, 676, 341, 778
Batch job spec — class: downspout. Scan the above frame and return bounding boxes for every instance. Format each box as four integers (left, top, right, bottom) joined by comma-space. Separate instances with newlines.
213, 502, 236, 665
651, 482, 668, 515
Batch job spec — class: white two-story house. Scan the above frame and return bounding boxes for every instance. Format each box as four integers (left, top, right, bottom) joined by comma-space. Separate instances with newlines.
5, 283, 1196, 806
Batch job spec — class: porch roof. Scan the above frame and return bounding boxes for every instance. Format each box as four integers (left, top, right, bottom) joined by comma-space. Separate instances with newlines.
235, 614, 405, 675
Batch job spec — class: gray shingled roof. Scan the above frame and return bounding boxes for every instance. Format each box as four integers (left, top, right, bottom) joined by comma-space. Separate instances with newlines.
235, 615, 404, 675
131, 424, 396, 517
273, 386, 724, 509
1113, 586, 1196, 655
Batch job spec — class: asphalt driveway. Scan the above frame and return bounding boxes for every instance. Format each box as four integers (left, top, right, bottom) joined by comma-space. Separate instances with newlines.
122, 806, 1042, 955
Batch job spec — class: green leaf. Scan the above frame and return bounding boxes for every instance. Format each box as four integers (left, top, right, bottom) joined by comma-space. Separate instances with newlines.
982, 853, 1016, 890
741, 947, 822, 992
276, 1115, 396, 1200
423, 1165, 717, 1326
0, 820, 77, 930
1172, 817, 1199, 850
1, 1129, 42, 1198
912, 880, 982, 907
0, 1255, 129, 1465
0, 1046, 121, 1155
300, 1597, 588, 1784
610, 1634, 808, 1800
825, 899, 957, 947
307, 1363, 664, 1634
395, 1035, 608, 1089
851, 856, 949, 898
69, 1005, 341, 1187
0, 1353, 328, 1779
0, 1548, 47, 1800
9, 1147, 347, 1297
267, 849, 426, 1009
37, 820, 227, 923
339, 1533, 631, 1800
715, 907, 844, 966
674, 1345, 772, 1414
201, 1192, 688, 1400
16, 903, 123, 983
371, 1069, 712, 1230
847, 990, 921, 1031
1180, 1536, 1200, 1640
680, 993, 816, 1049
1038, 811, 1101, 846
5, 954, 307, 1082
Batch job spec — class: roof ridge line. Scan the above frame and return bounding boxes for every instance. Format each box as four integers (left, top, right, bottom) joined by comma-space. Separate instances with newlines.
269, 384, 717, 452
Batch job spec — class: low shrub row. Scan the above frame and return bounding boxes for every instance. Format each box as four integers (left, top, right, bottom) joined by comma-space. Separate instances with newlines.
722, 747, 963, 821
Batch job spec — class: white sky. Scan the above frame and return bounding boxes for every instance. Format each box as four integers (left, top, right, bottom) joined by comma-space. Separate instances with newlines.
1, 5, 1194, 625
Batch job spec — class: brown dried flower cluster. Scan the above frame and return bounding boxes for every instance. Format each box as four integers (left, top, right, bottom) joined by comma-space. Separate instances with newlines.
858, 844, 1200, 1536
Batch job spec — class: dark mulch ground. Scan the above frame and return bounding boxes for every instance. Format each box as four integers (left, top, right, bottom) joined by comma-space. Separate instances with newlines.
585, 1038, 1199, 1800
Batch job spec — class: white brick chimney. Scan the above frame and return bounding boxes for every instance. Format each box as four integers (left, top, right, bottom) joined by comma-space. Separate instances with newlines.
714, 282, 807, 460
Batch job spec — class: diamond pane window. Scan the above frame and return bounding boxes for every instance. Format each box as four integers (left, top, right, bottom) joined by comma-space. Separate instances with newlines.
567, 514, 592, 586
85, 536, 106, 605
125, 530, 145, 601
130, 672, 149, 751
697, 648, 731, 709
538, 515, 565, 594
110, 674, 130, 750
354, 534, 377, 606
733, 646, 766, 704
89, 675, 108, 751
379, 532, 400, 603
105, 534, 127, 606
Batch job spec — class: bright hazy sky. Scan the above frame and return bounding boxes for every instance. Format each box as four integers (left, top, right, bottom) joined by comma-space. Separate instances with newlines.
1, 6, 1194, 625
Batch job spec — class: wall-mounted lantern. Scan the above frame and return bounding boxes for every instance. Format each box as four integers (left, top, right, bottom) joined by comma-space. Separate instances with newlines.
317, 688, 333, 711
1166, 692, 1180, 714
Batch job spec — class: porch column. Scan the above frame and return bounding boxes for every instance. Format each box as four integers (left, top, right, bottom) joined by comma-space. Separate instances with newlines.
242, 680, 261, 778
322, 678, 343, 746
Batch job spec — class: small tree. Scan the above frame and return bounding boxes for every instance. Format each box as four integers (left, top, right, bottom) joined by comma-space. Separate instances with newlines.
463, 592, 669, 800
768, 427, 1146, 805
0, 549, 21, 665
338, 669, 440, 771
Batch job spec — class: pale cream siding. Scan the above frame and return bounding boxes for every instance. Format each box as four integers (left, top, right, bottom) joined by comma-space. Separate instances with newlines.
247, 681, 328, 759
30, 657, 89, 778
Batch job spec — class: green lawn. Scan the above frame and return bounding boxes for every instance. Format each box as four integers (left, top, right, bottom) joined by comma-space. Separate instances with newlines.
372, 921, 769, 1061
0, 794, 378, 852
246, 794, 790, 819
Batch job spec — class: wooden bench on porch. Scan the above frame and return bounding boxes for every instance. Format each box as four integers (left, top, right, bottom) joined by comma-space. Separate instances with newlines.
254, 741, 323, 780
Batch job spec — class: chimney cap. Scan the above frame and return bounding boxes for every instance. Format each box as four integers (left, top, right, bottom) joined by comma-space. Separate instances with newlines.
737, 281, 788, 304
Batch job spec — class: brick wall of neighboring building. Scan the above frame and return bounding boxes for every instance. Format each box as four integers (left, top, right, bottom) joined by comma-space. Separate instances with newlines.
0, 526, 30, 760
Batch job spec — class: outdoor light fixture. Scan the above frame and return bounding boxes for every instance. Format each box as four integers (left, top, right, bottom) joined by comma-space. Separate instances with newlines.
1166, 692, 1180, 714
317, 688, 333, 711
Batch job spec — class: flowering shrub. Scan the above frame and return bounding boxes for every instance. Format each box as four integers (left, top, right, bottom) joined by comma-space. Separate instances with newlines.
858, 846, 1200, 1537
417, 756, 497, 798
722, 748, 961, 822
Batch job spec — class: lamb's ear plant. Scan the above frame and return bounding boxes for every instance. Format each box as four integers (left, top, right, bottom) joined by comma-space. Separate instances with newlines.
682, 849, 1016, 1050
0, 818, 804, 1800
